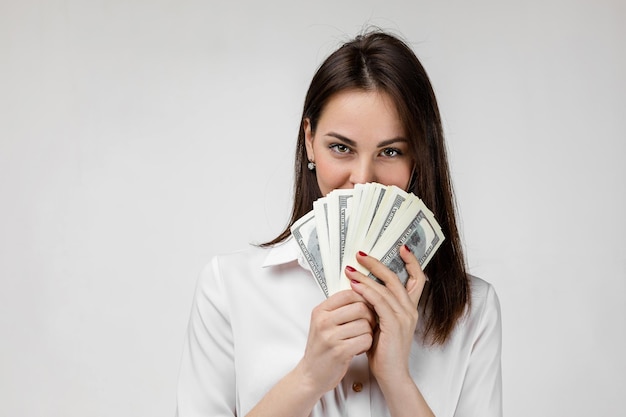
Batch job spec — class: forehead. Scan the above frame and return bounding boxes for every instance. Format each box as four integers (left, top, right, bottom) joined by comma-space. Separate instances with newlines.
316, 89, 406, 140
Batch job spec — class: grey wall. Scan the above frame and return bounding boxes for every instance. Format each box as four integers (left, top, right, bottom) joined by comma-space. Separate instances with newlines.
1, 1, 624, 416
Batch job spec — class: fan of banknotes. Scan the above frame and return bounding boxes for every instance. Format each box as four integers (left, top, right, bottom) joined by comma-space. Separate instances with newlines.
290, 182, 445, 297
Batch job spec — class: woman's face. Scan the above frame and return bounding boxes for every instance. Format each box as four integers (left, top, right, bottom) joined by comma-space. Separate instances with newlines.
305, 89, 414, 196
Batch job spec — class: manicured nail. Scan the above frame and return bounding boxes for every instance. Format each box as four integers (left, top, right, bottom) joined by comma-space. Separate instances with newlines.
350, 279, 359, 285
345, 265, 356, 272
357, 251, 367, 257
404, 244, 412, 252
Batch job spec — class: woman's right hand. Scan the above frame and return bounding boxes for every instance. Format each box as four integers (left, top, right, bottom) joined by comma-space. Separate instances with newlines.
296, 290, 376, 395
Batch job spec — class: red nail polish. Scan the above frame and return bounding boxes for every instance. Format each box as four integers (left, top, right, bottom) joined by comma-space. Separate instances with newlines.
357, 251, 367, 257
404, 244, 412, 252
345, 265, 356, 272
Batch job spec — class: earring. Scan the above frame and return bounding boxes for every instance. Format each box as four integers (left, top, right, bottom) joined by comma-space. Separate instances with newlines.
307, 161, 316, 171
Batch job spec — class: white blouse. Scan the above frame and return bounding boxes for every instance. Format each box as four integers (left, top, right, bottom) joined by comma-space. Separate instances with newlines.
176, 237, 502, 417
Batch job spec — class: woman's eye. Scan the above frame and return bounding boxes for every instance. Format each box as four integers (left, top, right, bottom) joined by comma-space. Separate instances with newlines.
330, 144, 350, 154
381, 148, 402, 157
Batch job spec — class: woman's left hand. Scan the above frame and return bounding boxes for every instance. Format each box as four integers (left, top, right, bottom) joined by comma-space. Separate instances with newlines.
344, 245, 427, 390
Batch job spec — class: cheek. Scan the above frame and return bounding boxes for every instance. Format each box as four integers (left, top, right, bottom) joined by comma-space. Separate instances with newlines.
315, 159, 348, 193
378, 164, 413, 188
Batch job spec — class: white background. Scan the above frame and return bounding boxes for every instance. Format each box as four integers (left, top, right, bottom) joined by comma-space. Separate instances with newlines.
1, 1, 625, 416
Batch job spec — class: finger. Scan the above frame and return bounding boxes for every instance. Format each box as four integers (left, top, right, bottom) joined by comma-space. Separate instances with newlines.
331, 299, 376, 328
399, 244, 427, 307
344, 332, 374, 356
323, 288, 368, 311
345, 265, 400, 318
335, 317, 374, 341
354, 251, 412, 306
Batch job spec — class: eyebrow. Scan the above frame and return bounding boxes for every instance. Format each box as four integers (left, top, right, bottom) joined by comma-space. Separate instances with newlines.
325, 132, 408, 148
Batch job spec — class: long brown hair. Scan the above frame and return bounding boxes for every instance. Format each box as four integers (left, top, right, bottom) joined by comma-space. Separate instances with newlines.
263, 30, 469, 345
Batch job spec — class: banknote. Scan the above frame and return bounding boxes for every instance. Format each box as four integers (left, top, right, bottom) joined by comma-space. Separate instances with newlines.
325, 190, 353, 294
369, 208, 443, 286
340, 183, 387, 289
313, 199, 331, 291
291, 183, 444, 297
364, 186, 407, 250
291, 210, 328, 297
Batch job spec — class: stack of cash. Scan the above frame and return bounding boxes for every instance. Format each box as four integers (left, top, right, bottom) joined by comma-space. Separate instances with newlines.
291, 183, 445, 297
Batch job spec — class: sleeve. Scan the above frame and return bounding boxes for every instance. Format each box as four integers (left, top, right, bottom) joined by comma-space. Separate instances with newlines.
454, 283, 503, 417
176, 257, 237, 417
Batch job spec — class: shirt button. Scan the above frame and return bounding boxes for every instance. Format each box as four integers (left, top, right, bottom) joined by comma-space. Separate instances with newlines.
352, 382, 363, 392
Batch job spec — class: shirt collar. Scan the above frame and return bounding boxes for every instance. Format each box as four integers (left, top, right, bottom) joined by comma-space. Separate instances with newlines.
262, 236, 301, 268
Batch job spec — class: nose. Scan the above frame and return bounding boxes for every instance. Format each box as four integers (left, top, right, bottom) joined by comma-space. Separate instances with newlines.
349, 158, 377, 186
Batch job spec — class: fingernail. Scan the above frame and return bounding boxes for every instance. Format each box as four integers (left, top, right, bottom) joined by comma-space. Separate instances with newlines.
404, 244, 412, 252
350, 279, 359, 285
357, 251, 367, 257
345, 265, 356, 272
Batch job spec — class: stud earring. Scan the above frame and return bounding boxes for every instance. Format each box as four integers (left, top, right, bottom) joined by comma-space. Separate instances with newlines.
307, 161, 316, 171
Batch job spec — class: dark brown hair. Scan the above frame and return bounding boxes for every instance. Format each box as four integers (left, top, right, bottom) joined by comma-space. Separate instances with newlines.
263, 30, 470, 345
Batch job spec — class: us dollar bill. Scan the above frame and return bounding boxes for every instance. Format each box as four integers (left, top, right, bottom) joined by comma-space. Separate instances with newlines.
369, 209, 444, 285
313, 199, 332, 290
364, 187, 407, 250
291, 211, 328, 297
327, 190, 353, 293
339, 184, 387, 291
291, 183, 445, 297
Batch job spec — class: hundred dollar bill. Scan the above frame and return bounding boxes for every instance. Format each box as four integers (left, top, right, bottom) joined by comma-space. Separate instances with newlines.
364, 186, 408, 250
326, 189, 353, 294
337, 187, 410, 291
369, 209, 444, 286
291, 182, 445, 297
337, 183, 388, 292
291, 210, 328, 297
345, 183, 387, 247
313, 199, 332, 290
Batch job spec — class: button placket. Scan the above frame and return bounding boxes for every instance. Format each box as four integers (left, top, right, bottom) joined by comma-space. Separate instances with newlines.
341, 353, 371, 416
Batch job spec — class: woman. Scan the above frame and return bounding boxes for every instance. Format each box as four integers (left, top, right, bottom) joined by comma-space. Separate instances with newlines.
177, 30, 502, 417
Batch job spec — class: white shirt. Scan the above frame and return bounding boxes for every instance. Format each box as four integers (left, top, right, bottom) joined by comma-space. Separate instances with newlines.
176, 237, 502, 417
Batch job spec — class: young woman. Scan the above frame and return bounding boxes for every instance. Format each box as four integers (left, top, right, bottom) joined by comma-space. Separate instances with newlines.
177, 30, 502, 417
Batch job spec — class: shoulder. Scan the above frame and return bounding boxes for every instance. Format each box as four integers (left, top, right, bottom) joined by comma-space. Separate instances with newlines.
198, 244, 271, 289
469, 275, 500, 308
196, 238, 302, 292
205, 238, 299, 274
192, 238, 323, 322
206, 245, 270, 271
462, 275, 502, 339
441, 275, 503, 416
191, 245, 274, 313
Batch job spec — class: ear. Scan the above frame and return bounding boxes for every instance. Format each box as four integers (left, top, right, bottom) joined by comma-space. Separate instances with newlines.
303, 118, 315, 162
